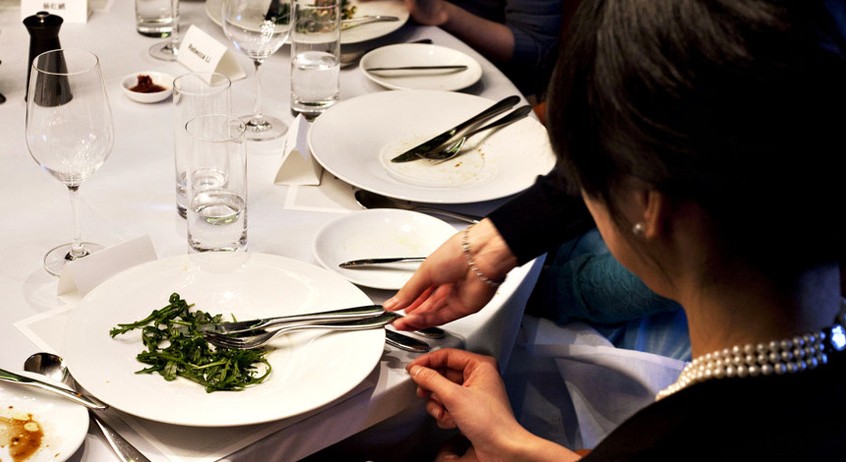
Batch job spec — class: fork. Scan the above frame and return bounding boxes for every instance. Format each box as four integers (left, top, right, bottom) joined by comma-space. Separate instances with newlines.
212, 304, 385, 334
419, 104, 533, 161
203, 313, 400, 349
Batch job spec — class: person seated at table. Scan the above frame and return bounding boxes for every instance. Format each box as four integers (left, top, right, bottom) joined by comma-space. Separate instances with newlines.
391, 0, 846, 458
402, 0, 582, 98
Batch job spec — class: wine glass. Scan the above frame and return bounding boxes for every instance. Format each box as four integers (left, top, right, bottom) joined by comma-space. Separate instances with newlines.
149, 0, 181, 60
25, 49, 114, 276
222, 0, 293, 141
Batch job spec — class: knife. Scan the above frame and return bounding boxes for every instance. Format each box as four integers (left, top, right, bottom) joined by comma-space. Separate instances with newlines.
365, 65, 468, 72
0, 368, 108, 410
385, 330, 431, 353
339, 257, 427, 268
390, 95, 521, 163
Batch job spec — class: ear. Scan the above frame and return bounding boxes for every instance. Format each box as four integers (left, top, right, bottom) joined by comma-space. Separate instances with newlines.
635, 189, 668, 240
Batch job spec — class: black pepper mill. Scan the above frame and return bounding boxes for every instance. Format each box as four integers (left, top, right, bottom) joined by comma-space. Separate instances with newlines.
24, 11, 70, 105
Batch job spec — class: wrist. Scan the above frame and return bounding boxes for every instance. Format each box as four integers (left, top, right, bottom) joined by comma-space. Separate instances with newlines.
462, 219, 517, 284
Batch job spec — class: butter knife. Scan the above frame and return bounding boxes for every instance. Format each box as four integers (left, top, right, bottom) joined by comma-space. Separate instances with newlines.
0, 368, 108, 410
390, 95, 521, 163
385, 330, 431, 352
339, 257, 426, 268
365, 65, 468, 72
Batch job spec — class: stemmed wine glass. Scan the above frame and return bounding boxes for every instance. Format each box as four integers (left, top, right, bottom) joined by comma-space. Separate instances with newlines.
25, 49, 114, 276
149, 0, 181, 60
222, 0, 293, 141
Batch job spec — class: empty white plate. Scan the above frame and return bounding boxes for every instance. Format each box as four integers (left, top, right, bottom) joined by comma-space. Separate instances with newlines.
361, 43, 482, 91
314, 209, 458, 290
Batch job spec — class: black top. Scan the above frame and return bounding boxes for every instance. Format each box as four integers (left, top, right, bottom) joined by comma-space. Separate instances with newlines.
487, 172, 594, 265
582, 354, 846, 461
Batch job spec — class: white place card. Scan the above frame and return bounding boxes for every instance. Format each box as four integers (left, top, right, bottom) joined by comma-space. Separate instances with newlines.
22, 0, 89, 23
57, 235, 158, 303
275, 115, 324, 185
177, 25, 246, 82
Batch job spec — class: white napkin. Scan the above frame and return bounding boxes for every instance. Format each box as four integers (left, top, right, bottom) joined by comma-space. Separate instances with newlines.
57, 235, 158, 303
274, 115, 324, 186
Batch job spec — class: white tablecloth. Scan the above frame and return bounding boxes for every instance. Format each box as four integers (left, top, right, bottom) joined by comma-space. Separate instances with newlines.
0, 1, 542, 461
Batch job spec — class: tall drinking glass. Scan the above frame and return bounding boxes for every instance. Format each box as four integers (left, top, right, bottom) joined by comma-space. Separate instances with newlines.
291, 0, 341, 119
222, 0, 293, 141
185, 114, 248, 252
149, 0, 181, 60
25, 48, 114, 276
173, 72, 232, 218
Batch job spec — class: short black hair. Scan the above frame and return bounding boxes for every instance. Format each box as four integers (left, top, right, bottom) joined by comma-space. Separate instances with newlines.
547, 0, 846, 281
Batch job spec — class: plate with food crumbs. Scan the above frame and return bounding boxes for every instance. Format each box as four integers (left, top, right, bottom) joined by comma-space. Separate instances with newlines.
62, 252, 385, 427
121, 71, 174, 103
206, 0, 408, 44
309, 90, 555, 204
0, 371, 88, 462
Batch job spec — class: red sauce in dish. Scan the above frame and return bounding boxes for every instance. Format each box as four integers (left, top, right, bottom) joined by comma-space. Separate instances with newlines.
130, 74, 166, 93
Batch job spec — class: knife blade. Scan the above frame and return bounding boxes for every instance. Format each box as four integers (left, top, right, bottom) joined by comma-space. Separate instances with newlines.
390, 95, 521, 163
365, 65, 468, 72
339, 257, 426, 268
385, 330, 431, 352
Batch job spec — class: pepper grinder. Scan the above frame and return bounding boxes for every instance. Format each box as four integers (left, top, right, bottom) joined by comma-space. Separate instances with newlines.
24, 11, 70, 105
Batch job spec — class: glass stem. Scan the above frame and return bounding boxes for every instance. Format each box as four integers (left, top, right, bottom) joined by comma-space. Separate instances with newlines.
172, 0, 180, 44
67, 185, 87, 260
251, 59, 266, 125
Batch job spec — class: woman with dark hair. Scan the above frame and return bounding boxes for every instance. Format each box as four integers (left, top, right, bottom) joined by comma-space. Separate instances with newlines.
397, 0, 846, 459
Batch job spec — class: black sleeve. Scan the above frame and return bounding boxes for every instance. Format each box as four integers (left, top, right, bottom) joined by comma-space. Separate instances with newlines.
487, 172, 595, 265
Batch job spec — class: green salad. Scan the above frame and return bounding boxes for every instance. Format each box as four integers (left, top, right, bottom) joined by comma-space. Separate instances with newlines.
110, 293, 271, 393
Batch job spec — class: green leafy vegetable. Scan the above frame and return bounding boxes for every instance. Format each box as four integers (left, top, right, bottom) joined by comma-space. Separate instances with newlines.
110, 293, 271, 392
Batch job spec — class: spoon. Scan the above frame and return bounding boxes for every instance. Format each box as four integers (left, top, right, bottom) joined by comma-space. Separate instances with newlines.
355, 189, 482, 224
24, 352, 152, 462
422, 105, 533, 161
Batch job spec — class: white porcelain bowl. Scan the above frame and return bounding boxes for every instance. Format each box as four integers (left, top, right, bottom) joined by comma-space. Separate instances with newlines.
121, 71, 174, 103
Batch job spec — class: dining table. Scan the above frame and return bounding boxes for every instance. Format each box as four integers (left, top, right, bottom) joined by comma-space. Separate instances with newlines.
0, 0, 549, 460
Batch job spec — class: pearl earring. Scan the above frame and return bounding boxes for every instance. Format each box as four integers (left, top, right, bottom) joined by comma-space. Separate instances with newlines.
632, 222, 645, 236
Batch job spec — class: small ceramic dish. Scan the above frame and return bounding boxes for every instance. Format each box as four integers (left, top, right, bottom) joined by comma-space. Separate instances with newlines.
121, 71, 174, 103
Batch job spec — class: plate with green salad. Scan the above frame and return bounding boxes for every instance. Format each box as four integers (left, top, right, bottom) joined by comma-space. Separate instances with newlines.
61, 252, 385, 427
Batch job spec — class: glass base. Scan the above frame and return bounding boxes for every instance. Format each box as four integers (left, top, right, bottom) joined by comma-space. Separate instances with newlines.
242, 114, 288, 141
43, 242, 104, 277
149, 39, 180, 61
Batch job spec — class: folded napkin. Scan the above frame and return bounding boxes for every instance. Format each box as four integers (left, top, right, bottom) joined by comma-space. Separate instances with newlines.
275, 115, 324, 186
57, 235, 158, 303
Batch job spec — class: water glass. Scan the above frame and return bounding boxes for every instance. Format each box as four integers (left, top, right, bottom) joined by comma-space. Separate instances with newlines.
173, 72, 231, 218
185, 114, 248, 252
135, 0, 175, 37
290, 0, 341, 119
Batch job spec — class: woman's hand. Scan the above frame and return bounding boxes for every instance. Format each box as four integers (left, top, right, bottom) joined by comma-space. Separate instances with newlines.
384, 219, 517, 331
408, 349, 581, 462
407, 349, 522, 458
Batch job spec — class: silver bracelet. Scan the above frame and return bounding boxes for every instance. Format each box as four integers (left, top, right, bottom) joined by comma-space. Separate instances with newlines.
461, 226, 504, 287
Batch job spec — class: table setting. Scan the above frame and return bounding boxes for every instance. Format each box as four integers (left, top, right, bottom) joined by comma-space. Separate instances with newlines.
0, 0, 547, 461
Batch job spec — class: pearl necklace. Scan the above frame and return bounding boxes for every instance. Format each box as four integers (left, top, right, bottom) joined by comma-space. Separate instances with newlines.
656, 309, 846, 401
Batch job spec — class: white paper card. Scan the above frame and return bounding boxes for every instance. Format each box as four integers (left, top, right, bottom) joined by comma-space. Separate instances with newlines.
177, 25, 246, 82
57, 236, 158, 303
274, 115, 324, 185
22, 0, 89, 23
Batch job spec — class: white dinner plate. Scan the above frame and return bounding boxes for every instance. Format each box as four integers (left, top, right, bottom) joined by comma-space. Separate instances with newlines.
314, 209, 457, 290
62, 253, 384, 427
206, 0, 409, 45
0, 371, 88, 462
308, 90, 555, 204
361, 44, 482, 91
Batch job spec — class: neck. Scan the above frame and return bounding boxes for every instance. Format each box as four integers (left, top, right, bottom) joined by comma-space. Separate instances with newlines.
682, 263, 840, 361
